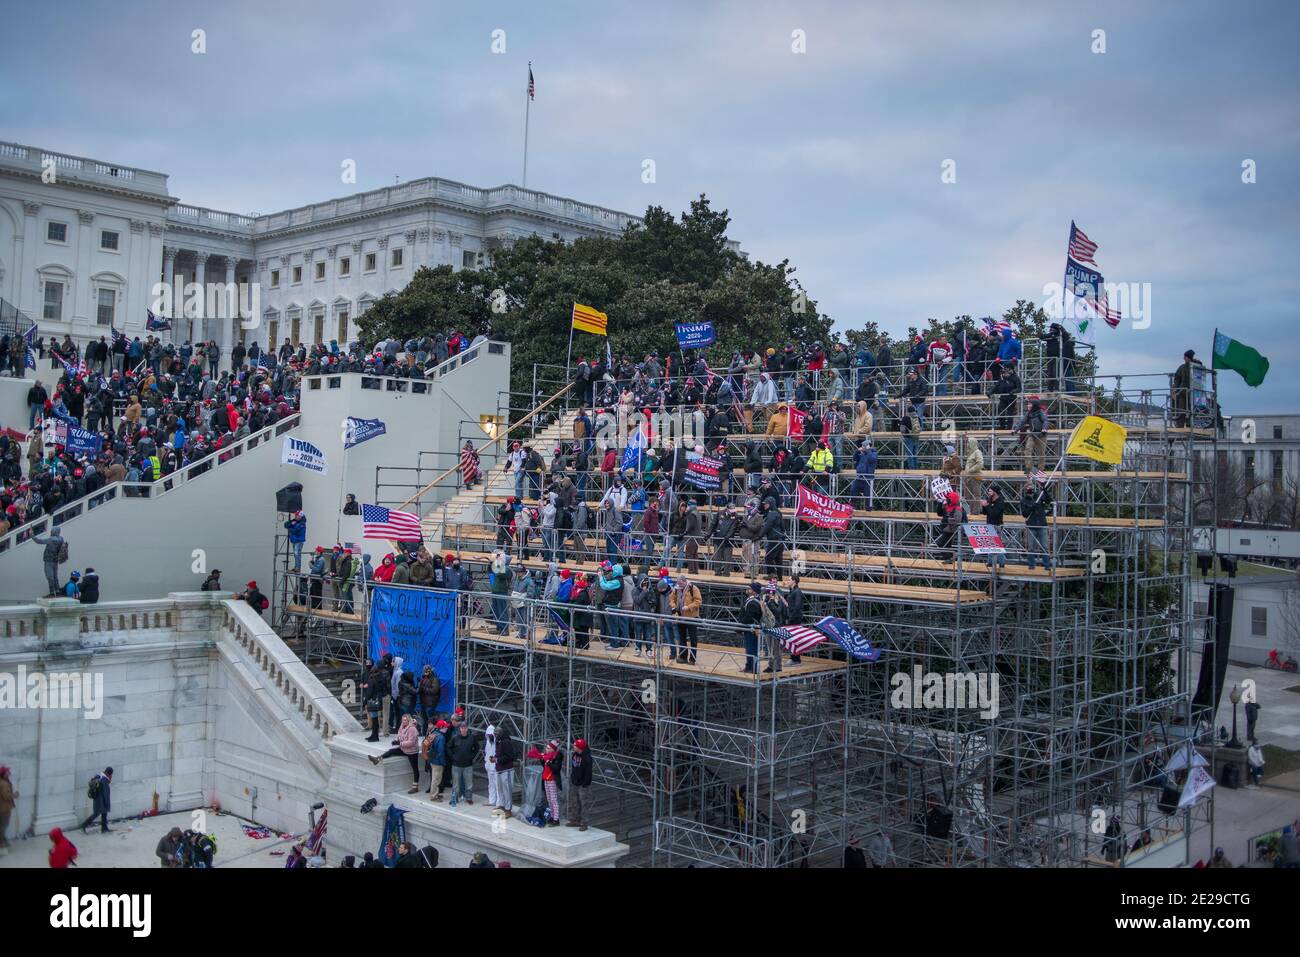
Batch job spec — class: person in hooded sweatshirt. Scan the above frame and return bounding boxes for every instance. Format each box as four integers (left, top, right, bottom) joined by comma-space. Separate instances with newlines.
483, 723, 500, 808
492, 725, 519, 818
77, 567, 100, 604
48, 827, 78, 868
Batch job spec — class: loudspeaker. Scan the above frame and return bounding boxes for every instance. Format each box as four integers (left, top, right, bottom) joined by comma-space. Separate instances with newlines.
276, 482, 303, 513
1192, 583, 1235, 712
1219, 762, 1241, 789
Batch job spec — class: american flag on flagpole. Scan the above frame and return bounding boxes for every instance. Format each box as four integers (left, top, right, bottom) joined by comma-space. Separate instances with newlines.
1066, 222, 1122, 328
1068, 221, 1099, 267
362, 503, 423, 540
981, 316, 1011, 336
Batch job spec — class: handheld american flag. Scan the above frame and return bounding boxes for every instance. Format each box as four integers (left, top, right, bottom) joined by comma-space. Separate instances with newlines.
362, 504, 423, 541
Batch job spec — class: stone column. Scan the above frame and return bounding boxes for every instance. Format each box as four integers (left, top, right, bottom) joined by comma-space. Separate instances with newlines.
31, 598, 90, 834
19, 201, 39, 317
75, 210, 95, 335
191, 254, 207, 345
377, 237, 390, 292
162, 246, 178, 322
221, 256, 238, 371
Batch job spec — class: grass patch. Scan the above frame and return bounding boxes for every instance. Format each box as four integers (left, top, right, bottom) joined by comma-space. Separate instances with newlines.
1194, 560, 1295, 580
1262, 745, 1300, 778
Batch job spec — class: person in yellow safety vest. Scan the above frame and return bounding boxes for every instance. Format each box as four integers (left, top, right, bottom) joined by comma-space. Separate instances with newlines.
147, 454, 162, 480
807, 441, 835, 492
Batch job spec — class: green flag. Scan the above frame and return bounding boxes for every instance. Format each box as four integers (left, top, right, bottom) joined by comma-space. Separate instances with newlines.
1212, 330, 1269, 387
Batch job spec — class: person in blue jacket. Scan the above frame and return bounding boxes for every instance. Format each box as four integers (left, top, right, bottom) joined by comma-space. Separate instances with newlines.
997, 327, 1023, 365
284, 510, 307, 570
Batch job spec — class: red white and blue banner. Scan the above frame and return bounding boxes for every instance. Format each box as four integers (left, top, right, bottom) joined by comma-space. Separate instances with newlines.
282, 436, 328, 474
683, 454, 723, 491
961, 523, 1005, 555
796, 483, 852, 530
764, 615, 882, 661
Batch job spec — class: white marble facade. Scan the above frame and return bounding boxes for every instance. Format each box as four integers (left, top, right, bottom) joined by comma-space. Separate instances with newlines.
0, 140, 641, 370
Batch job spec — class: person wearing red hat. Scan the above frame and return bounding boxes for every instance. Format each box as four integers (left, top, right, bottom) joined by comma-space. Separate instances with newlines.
567, 739, 594, 830
933, 490, 967, 563
238, 580, 269, 616
526, 739, 564, 825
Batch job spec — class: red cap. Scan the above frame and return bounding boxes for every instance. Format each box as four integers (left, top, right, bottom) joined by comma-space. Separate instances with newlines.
246, 580, 257, 588
560, 569, 572, 579
574, 738, 587, 750
658, 567, 669, 577
435, 720, 449, 729
455, 705, 465, 715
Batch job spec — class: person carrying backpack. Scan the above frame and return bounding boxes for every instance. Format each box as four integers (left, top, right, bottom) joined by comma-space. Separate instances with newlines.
81, 767, 113, 833
32, 524, 68, 598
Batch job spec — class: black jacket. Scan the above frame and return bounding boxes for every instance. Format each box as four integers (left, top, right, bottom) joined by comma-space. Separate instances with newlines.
570, 749, 594, 787
78, 572, 100, 604
448, 730, 477, 767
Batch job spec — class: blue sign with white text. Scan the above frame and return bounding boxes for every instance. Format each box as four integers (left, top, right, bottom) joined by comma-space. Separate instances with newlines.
367, 585, 456, 710
675, 322, 716, 349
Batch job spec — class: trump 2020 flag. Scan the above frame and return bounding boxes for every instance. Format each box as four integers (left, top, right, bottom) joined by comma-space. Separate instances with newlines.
344, 416, 387, 449
66, 426, 102, 457
282, 436, 328, 474
1212, 330, 1269, 387
813, 616, 882, 661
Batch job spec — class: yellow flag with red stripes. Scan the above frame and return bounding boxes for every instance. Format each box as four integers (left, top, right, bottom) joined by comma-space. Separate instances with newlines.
1066, 415, 1127, 465
571, 302, 608, 336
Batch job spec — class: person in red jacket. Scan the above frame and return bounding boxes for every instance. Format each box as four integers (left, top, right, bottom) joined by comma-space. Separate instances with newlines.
526, 739, 565, 825
373, 554, 396, 583
48, 827, 78, 868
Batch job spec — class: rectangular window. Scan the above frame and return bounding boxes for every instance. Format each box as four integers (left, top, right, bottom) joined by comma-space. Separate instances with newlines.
100, 230, 119, 251
1274, 425, 1283, 440
339, 257, 351, 276
315, 262, 325, 281
46, 221, 67, 243
96, 288, 116, 325
1251, 606, 1267, 637
1245, 452, 1255, 484
43, 281, 64, 321
462, 250, 477, 269
1272, 451, 1284, 486
267, 320, 278, 349
364, 252, 377, 272
290, 316, 301, 345
271, 269, 280, 288
313, 315, 324, 345
391, 248, 403, 268
292, 266, 303, 284
337, 311, 349, 344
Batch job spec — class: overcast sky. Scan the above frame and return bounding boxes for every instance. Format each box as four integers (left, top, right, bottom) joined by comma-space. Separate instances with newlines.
2, 0, 1296, 412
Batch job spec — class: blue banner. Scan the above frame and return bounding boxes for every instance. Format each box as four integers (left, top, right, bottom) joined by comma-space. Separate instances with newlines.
813, 615, 881, 661
379, 804, 407, 867
367, 585, 456, 710
344, 416, 387, 449
66, 426, 102, 457
675, 321, 716, 349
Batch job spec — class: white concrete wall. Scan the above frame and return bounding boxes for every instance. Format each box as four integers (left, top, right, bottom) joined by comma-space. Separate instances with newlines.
0, 594, 359, 842
0, 594, 627, 867
293, 347, 509, 552
0, 419, 291, 603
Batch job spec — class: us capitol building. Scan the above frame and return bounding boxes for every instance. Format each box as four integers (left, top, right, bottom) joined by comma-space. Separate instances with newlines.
0, 140, 641, 369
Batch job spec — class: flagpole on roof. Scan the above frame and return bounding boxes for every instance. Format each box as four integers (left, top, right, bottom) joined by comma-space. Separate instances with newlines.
522, 61, 532, 188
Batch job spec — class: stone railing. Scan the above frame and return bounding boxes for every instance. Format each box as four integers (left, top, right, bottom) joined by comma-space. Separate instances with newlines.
0, 141, 171, 196
220, 598, 361, 741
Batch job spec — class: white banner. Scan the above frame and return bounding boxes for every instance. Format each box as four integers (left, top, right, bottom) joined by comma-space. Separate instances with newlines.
1177, 765, 1215, 809
282, 436, 328, 475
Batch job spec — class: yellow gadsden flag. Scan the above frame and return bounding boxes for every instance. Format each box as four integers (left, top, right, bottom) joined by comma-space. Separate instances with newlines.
571, 302, 608, 336
1067, 415, 1128, 465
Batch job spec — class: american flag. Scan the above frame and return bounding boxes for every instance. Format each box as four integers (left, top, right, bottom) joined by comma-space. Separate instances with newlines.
1068, 221, 1099, 267
527, 64, 535, 100
146, 309, 171, 331
362, 504, 423, 541
1081, 284, 1122, 329
1066, 222, 1121, 328
1031, 469, 1050, 484
763, 624, 827, 656
981, 316, 1010, 336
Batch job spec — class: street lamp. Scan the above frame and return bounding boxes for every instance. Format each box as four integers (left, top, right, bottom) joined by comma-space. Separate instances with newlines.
1228, 683, 1243, 749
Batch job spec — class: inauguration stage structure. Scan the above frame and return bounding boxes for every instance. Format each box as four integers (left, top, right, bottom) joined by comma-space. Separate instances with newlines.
274, 341, 1221, 867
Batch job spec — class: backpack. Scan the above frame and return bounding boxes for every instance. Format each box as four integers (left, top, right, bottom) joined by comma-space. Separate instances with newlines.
87, 774, 101, 799
57, 539, 69, 564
